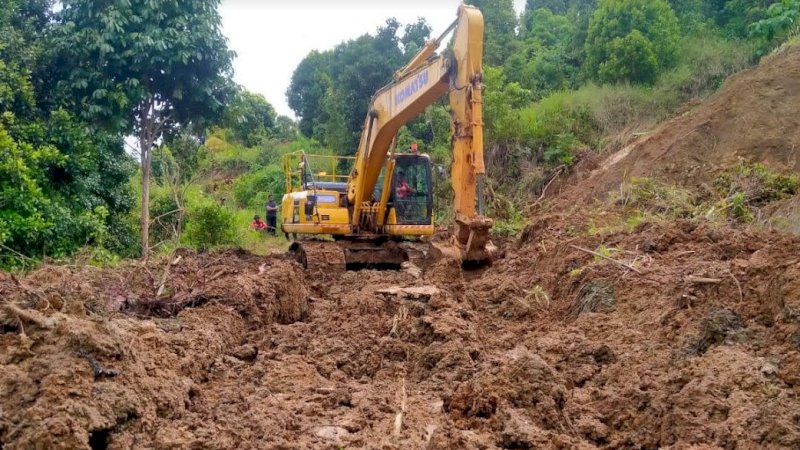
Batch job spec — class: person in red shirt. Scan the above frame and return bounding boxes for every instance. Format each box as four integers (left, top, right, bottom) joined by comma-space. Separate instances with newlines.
396, 171, 414, 199
250, 215, 267, 232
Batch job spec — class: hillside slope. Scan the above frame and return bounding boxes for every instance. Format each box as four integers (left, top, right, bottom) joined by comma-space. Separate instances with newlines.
571, 44, 800, 203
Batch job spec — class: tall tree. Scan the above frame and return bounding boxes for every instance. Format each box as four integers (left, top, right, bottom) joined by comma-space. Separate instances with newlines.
525, 0, 570, 15
287, 19, 405, 153
286, 50, 332, 137
54, 0, 235, 258
470, 0, 519, 65
584, 0, 680, 84
1, 0, 138, 267
401, 18, 432, 56
222, 89, 277, 147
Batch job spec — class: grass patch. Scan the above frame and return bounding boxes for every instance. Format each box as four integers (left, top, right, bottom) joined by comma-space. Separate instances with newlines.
232, 209, 288, 255
616, 177, 696, 218
714, 162, 799, 223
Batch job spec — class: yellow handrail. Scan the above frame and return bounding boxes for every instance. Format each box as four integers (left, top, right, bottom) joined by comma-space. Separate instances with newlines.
282, 151, 356, 193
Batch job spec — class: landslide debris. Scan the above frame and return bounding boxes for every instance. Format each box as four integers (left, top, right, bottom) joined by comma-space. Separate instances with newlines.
2, 216, 800, 449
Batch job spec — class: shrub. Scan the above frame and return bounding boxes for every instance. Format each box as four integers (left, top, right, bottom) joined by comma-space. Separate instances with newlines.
183, 204, 237, 251
750, 0, 800, 51
728, 191, 754, 222
617, 177, 695, 217
518, 91, 598, 166
713, 162, 798, 223
661, 35, 754, 99
714, 162, 799, 206
149, 191, 181, 245
598, 30, 660, 84
232, 166, 285, 210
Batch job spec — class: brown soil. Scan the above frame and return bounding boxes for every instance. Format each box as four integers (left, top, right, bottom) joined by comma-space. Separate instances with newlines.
2, 216, 800, 449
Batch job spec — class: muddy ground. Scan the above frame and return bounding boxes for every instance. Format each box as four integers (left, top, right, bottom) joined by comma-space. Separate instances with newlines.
2, 217, 800, 449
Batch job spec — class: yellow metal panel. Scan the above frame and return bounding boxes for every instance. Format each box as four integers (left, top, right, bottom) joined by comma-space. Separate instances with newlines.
282, 223, 352, 235
384, 224, 435, 236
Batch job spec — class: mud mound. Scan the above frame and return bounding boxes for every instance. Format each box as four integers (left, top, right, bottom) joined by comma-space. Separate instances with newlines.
487, 217, 800, 448
573, 44, 800, 202
0, 251, 309, 449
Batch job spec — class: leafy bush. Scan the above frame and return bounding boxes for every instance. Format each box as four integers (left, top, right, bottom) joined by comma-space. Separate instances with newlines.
0, 116, 136, 268
232, 166, 285, 210
750, 0, 800, 51
714, 162, 799, 206
149, 190, 181, 245
599, 30, 660, 83
728, 191, 754, 222
221, 90, 277, 147
659, 34, 754, 98
712, 163, 798, 223
183, 203, 237, 251
518, 91, 598, 166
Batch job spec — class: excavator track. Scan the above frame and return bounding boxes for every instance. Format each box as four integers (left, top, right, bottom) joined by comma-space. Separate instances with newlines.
288, 241, 345, 275
289, 239, 436, 272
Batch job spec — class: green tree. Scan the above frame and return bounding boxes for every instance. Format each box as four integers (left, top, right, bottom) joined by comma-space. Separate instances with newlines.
222, 89, 277, 147
597, 29, 658, 83
401, 18, 432, 56
469, 0, 519, 65
525, 0, 571, 15
288, 19, 405, 153
751, 0, 800, 46
286, 50, 332, 137
525, 7, 577, 47
54, 0, 235, 259
0, 0, 137, 267
483, 67, 531, 144
697, 0, 771, 37
513, 8, 583, 97
585, 0, 680, 84
272, 115, 299, 141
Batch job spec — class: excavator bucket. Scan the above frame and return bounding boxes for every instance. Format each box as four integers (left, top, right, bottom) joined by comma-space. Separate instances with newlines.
429, 216, 498, 268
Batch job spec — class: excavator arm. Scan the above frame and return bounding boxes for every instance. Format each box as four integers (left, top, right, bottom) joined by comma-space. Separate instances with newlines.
346, 4, 493, 263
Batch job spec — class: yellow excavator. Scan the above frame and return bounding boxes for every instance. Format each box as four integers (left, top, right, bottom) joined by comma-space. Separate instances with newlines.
281, 4, 495, 270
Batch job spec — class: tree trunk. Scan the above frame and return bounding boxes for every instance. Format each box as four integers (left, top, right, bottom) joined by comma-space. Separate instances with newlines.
140, 145, 151, 259
138, 97, 157, 260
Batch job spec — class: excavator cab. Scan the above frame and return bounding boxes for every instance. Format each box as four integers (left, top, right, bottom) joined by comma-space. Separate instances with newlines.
391, 154, 432, 225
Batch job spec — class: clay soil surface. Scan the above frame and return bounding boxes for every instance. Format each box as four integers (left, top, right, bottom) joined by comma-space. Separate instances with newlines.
2, 219, 800, 450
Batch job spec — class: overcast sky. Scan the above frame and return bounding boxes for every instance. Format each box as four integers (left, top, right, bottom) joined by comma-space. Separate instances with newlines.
219, 0, 526, 118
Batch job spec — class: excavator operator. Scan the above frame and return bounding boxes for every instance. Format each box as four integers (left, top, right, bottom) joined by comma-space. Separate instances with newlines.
396, 170, 414, 199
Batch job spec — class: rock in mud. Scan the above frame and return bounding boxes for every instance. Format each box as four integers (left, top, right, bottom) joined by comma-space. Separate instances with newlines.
313, 425, 351, 441
230, 344, 258, 362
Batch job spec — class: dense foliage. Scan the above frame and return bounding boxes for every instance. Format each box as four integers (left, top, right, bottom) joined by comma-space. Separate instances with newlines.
286, 19, 427, 153
53, 0, 236, 258
0, 0, 137, 268
585, 0, 681, 84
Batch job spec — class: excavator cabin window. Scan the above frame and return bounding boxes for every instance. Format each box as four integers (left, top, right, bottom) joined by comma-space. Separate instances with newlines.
392, 155, 432, 225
